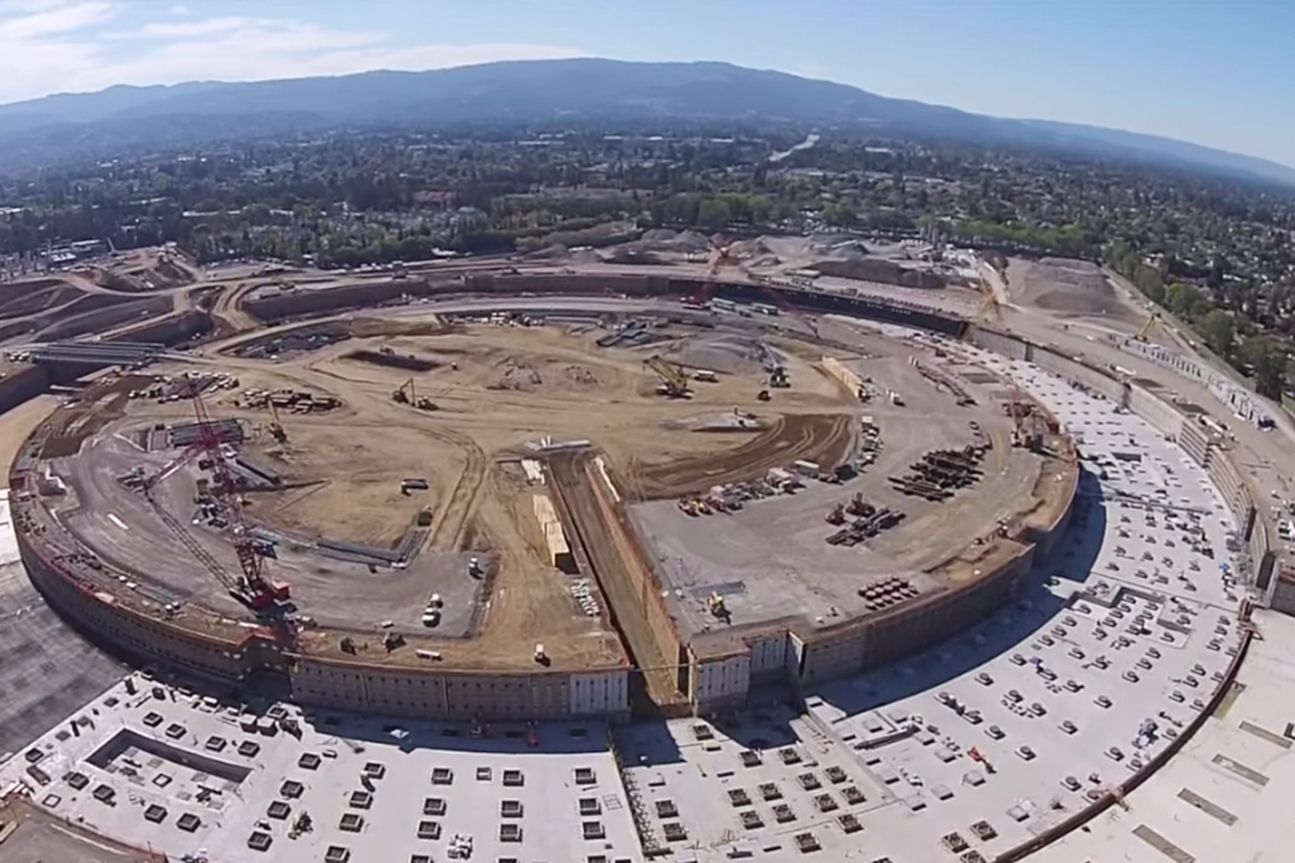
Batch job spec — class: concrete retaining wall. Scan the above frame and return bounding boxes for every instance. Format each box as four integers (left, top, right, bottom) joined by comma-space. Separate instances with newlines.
966, 325, 1029, 361
243, 272, 968, 337
0, 364, 50, 414
18, 527, 631, 720
1128, 385, 1185, 440
794, 543, 1037, 685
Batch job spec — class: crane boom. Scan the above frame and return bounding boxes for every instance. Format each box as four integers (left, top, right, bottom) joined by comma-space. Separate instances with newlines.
187, 380, 288, 610
151, 500, 239, 594
1134, 311, 1160, 342
701, 235, 821, 337
644, 356, 690, 398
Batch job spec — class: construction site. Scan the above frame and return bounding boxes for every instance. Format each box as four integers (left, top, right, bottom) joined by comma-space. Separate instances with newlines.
0, 246, 1282, 863
3, 257, 1085, 721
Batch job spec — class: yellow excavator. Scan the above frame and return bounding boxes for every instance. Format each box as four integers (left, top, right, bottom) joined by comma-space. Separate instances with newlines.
976, 273, 1003, 322
267, 399, 287, 443
1134, 311, 1161, 342
392, 377, 438, 411
644, 356, 690, 398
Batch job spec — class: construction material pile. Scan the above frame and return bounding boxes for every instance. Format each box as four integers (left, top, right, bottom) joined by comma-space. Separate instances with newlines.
888, 445, 987, 501
910, 357, 975, 406
235, 387, 340, 414
489, 355, 543, 391
824, 494, 906, 546
858, 577, 920, 610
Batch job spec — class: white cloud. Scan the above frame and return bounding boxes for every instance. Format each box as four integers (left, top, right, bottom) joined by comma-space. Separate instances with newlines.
0, 0, 109, 39
104, 16, 267, 40
0, 3, 585, 104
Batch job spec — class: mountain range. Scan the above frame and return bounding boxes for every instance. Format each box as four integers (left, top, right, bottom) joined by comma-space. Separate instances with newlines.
1, 58, 1290, 186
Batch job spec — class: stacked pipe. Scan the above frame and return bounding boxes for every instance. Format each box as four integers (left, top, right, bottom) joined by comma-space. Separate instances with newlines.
888, 444, 987, 501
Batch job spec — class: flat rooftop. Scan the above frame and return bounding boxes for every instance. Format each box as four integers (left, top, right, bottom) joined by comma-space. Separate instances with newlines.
1, 676, 642, 863
613, 350, 1245, 861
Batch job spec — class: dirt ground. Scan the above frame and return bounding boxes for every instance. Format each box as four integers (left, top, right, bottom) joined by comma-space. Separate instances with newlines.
33, 317, 855, 670
0, 393, 59, 473
1006, 257, 1142, 325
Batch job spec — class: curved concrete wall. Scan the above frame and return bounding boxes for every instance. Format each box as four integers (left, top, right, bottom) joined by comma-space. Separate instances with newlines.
0, 364, 50, 413
17, 525, 630, 720
243, 272, 968, 336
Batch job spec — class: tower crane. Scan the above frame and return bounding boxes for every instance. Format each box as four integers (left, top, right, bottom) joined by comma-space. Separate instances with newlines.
145, 381, 291, 613
702, 236, 821, 337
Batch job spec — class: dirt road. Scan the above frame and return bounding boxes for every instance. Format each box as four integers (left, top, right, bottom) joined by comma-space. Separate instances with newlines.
626, 412, 854, 499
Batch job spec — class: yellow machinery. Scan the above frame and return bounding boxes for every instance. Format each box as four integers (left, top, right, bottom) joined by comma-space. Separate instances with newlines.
976, 274, 1002, 322
1134, 311, 1161, 342
644, 356, 690, 398
392, 377, 438, 410
393, 377, 414, 404
707, 592, 730, 622
267, 399, 287, 443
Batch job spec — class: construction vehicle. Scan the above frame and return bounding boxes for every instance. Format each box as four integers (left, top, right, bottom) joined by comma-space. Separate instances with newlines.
267, 399, 287, 444
1134, 311, 1161, 342
707, 592, 731, 623
644, 356, 690, 398
825, 503, 846, 525
756, 389, 771, 402
968, 746, 996, 774
770, 366, 790, 388
1003, 370, 1033, 447
976, 272, 1003, 323
702, 235, 821, 337
846, 493, 872, 517
392, 378, 414, 404
392, 377, 438, 410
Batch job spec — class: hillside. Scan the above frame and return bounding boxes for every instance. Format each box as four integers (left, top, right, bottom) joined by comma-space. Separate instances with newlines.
0, 58, 1290, 185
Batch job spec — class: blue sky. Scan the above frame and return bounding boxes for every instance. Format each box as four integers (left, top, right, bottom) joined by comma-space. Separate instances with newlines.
1, 0, 1290, 168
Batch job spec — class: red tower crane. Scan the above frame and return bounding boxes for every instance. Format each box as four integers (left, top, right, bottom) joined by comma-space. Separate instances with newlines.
186, 381, 290, 611
142, 379, 289, 613
695, 236, 821, 338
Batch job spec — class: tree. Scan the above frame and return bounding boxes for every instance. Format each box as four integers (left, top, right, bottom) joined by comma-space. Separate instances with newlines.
1240, 335, 1287, 399
697, 198, 731, 230
1163, 282, 1204, 319
1200, 309, 1236, 357
1132, 263, 1165, 304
